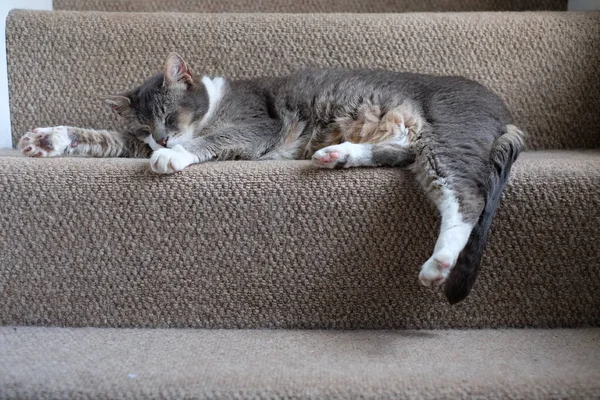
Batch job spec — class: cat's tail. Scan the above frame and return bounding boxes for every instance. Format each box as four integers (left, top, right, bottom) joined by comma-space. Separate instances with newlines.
444, 124, 526, 305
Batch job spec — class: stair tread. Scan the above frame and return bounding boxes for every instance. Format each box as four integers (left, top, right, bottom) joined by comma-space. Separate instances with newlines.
1, 327, 599, 399
1, 149, 598, 175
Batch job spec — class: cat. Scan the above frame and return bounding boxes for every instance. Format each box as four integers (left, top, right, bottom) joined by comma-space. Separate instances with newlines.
18, 53, 525, 304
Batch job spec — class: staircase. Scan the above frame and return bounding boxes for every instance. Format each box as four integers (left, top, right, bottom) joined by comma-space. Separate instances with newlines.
1, 1, 599, 398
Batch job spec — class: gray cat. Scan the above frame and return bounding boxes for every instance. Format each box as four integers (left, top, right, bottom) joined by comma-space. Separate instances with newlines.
19, 53, 524, 304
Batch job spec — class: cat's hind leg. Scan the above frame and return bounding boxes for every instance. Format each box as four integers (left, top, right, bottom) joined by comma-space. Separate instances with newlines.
312, 141, 415, 168
414, 151, 485, 287
418, 185, 480, 286
312, 101, 421, 168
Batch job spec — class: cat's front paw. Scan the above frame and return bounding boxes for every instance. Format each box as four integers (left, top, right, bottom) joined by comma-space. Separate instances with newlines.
150, 145, 199, 174
19, 126, 72, 157
418, 251, 455, 287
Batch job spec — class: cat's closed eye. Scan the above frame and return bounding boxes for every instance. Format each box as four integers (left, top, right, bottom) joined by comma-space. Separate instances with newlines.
165, 113, 177, 127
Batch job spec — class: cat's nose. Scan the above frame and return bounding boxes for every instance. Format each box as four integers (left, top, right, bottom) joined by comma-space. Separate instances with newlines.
157, 138, 168, 147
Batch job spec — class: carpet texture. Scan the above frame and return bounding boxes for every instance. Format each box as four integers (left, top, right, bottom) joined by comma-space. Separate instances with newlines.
1, 150, 598, 329
1, 327, 599, 399
53, 0, 568, 12
7, 11, 600, 149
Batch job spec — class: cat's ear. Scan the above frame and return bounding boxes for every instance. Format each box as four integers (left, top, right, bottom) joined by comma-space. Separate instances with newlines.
164, 53, 193, 86
101, 95, 131, 117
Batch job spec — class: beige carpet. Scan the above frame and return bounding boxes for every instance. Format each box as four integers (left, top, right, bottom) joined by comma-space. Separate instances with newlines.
7, 11, 600, 149
1, 150, 598, 329
53, 0, 568, 12
1, 327, 598, 399
2, 6, 598, 399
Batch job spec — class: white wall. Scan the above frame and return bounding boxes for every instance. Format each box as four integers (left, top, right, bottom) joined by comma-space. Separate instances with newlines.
569, 0, 600, 10
1, 0, 52, 148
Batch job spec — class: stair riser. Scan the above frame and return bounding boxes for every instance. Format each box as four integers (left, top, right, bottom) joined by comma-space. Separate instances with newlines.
1, 155, 598, 329
7, 11, 600, 149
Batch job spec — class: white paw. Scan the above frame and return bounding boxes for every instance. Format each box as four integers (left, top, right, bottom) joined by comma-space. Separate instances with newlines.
312, 142, 370, 169
18, 126, 71, 157
150, 145, 199, 174
418, 250, 455, 287
312, 145, 349, 168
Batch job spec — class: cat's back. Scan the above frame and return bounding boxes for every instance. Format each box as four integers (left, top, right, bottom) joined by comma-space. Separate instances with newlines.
230, 69, 512, 127
312, 69, 512, 125
255, 69, 504, 107
232, 68, 494, 99
268, 68, 475, 91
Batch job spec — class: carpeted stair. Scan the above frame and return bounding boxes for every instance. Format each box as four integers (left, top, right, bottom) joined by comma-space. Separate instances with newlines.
1, 5, 599, 400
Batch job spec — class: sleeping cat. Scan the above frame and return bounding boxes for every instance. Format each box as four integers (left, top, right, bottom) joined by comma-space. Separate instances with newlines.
18, 53, 524, 304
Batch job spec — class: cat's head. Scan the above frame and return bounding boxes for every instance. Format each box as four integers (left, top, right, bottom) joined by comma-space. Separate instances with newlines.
102, 53, 209, 149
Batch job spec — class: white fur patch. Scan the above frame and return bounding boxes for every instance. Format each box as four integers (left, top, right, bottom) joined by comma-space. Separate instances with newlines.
143, 135, 162, 151
419, 187, 474, 286
166, 76, 226, 148
312, 142, 375, 168
199, 76, 225, 128
150, 145, 199, 174
394, 120, 411, 147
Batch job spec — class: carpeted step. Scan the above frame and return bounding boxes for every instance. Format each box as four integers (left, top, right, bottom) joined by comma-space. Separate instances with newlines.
1, 327, 598, 399
7, 11, 600, 149
52, 0, 568, 13
1, 150, 598, 329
